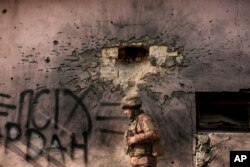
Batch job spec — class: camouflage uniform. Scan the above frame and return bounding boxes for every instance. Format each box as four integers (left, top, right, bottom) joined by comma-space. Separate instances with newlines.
121, 94, 160, 167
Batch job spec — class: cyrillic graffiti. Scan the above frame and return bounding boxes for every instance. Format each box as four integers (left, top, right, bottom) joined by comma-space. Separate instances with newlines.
0, 88, 125, 167
0, 88, 91, 167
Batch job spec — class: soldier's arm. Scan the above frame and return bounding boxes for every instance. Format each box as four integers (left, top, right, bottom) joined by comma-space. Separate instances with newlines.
129, 115, 160, 144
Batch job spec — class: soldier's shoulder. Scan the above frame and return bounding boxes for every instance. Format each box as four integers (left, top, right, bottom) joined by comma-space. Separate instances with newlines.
138, 113, 157, 130
138, 113, 153, 122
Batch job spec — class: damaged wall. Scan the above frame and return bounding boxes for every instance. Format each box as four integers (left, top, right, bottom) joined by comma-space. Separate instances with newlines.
1, 0, 250, 166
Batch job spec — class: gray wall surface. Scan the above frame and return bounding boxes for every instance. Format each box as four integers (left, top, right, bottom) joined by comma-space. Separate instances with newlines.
0, 0, 250, 166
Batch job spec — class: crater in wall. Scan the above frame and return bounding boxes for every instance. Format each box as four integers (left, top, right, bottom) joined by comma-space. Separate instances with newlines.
100, 41, 183, 92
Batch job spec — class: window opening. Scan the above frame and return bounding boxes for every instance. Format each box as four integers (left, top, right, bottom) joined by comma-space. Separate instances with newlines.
196, 92, 250, 131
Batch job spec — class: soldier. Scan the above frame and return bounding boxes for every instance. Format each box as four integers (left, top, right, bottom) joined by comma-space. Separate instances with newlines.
121, 93, 161, 167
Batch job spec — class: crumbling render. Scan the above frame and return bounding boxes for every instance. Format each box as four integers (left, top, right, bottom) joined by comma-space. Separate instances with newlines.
100, 42, 183, 92
196, 134, 212, 167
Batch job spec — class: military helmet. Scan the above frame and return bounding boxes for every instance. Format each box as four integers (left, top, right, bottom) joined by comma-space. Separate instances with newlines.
121, 93, 142, 109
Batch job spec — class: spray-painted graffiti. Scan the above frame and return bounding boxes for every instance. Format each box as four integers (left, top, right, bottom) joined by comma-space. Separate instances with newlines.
96, 102, 125, 135
0, 88, 125, 167
0, 88, 93, 167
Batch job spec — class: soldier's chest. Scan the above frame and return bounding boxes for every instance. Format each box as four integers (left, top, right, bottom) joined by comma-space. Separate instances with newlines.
128, 119, 143, 134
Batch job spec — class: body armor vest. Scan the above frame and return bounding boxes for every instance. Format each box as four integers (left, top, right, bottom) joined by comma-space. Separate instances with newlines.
127, 114, 153, 157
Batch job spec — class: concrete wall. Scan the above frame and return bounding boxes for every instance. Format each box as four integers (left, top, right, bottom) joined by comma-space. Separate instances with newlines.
0, 0, 250, 166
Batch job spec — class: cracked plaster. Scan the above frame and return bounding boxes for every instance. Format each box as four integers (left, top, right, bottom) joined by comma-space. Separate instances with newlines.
1, 0, 250, 166
100, 44, 183, 92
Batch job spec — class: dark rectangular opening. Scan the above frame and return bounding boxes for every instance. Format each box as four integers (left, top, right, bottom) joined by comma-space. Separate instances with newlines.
118, 46, 148, 63
196, 92, 250, 131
